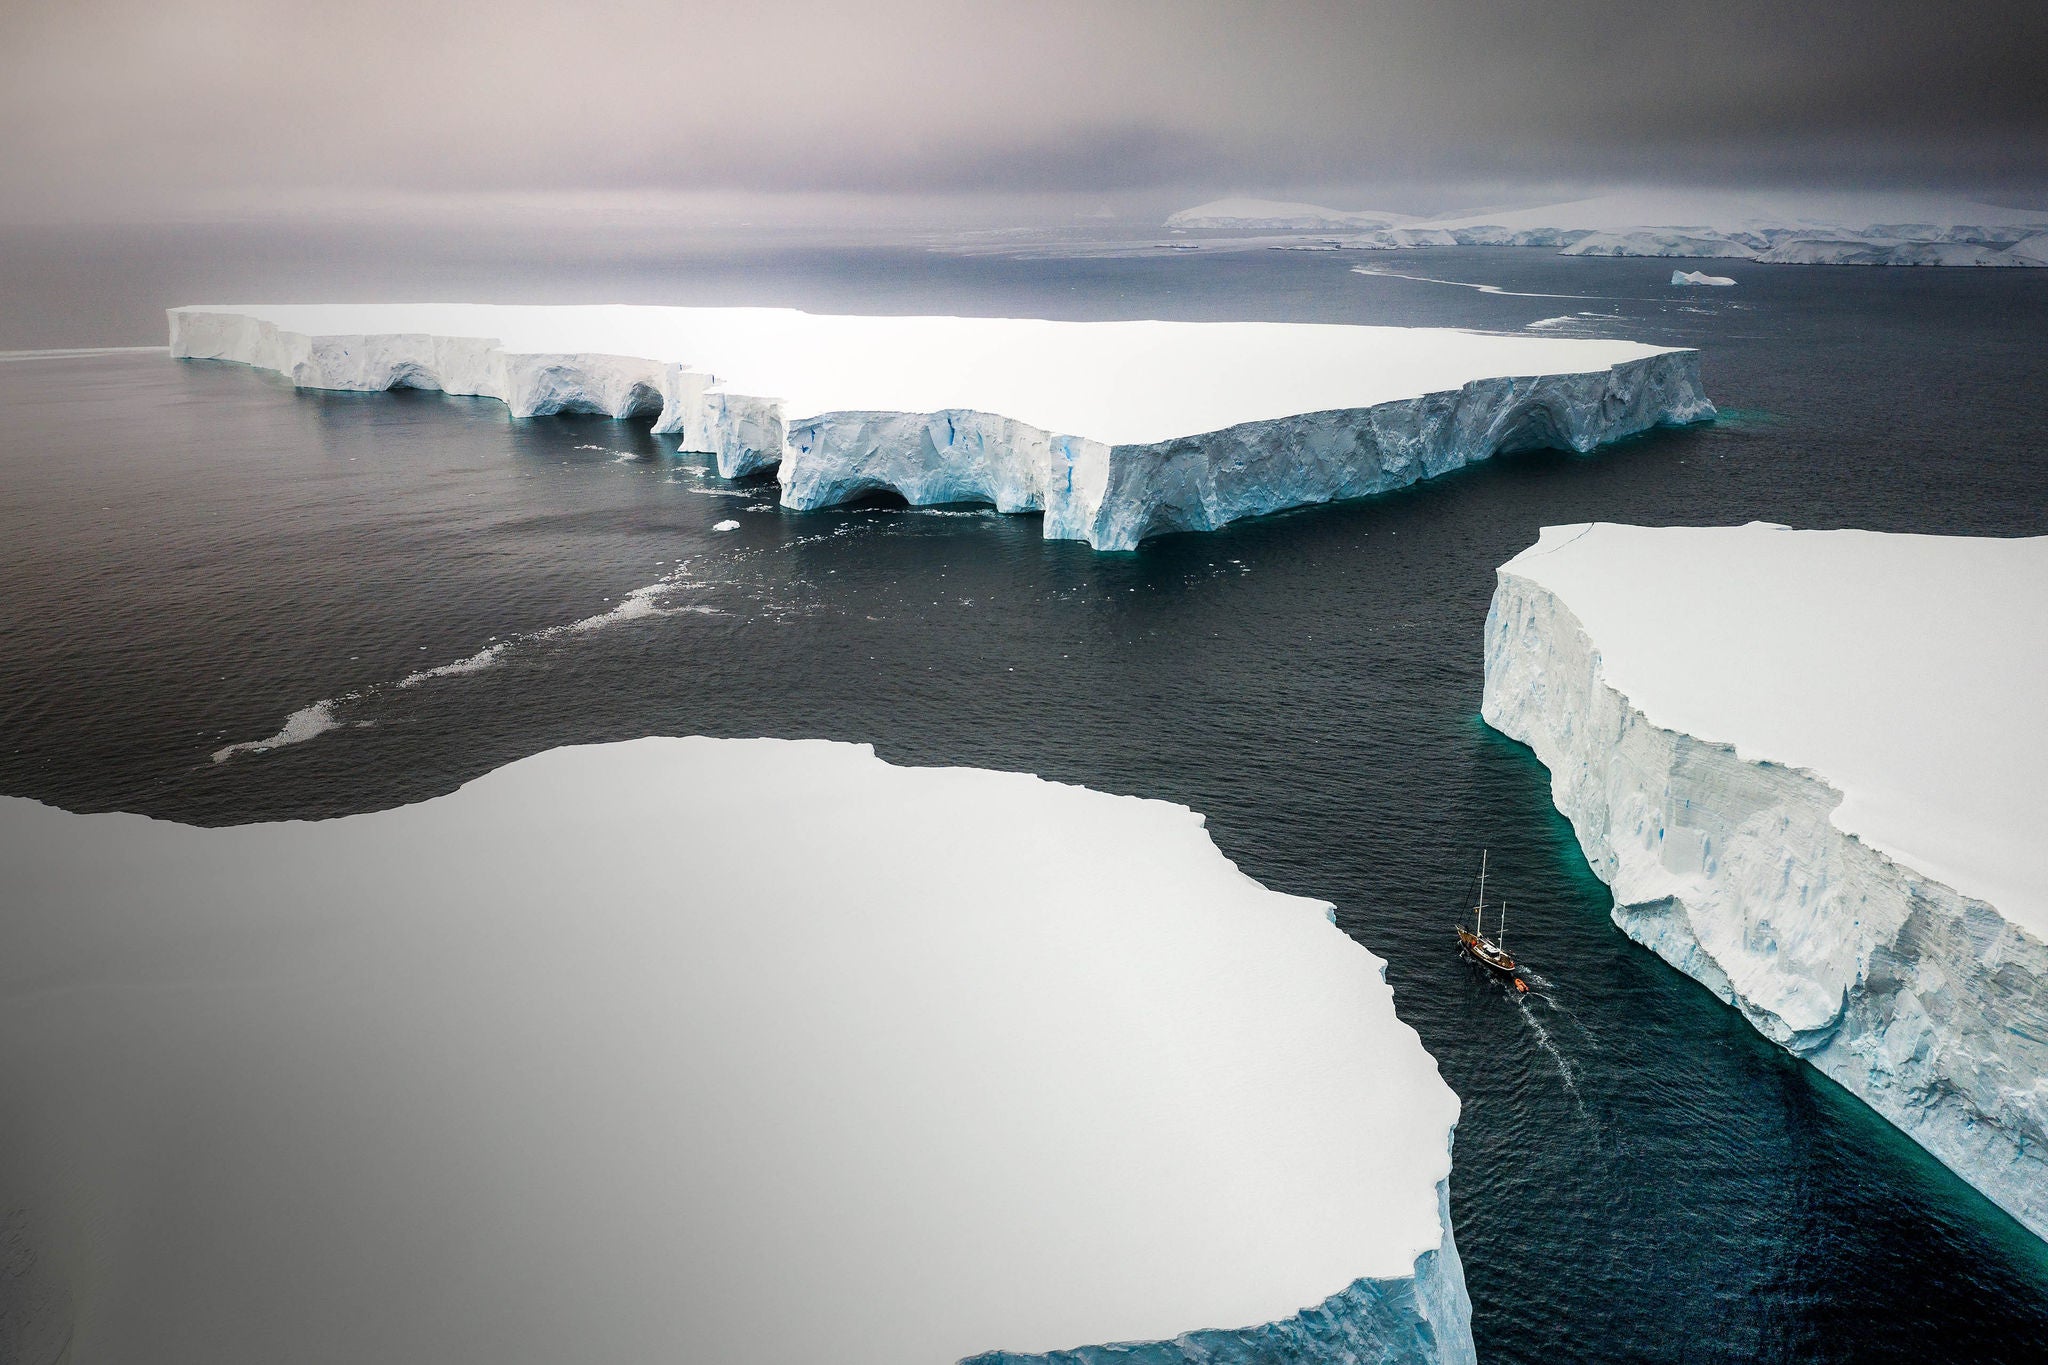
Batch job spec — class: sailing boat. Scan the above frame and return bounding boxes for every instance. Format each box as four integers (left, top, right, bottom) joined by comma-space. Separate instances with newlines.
1455, 850, 1529, 993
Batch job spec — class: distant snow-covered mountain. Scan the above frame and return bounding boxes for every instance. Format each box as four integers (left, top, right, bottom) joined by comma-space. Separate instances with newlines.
1165, 189, 2048, 266
1165, 198, 1416, 232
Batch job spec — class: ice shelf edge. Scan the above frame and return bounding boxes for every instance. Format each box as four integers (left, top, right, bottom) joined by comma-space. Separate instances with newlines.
170, 306, 1712, 552
959, 1174, 1475, 1365
1480, 564, 2048, 1244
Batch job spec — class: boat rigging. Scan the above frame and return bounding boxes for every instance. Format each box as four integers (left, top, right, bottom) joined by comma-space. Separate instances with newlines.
1455, 850, 1529, 993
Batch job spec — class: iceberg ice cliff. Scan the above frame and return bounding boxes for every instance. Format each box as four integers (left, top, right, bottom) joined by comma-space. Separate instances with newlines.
0, 737, 1472, 1365
1482, 524, 2048, 1243
171, 303, 1711, 551
963, 1179, 1470, 1365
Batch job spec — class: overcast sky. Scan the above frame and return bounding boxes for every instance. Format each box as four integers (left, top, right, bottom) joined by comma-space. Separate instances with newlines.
4, 0, 2045, 221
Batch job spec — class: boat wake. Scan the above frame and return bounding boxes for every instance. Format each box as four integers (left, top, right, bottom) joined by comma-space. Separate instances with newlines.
1515, 991, 1583, 1099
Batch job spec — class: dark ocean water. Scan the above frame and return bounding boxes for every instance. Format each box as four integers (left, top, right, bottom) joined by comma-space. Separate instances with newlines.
4, 237, 2048, 1361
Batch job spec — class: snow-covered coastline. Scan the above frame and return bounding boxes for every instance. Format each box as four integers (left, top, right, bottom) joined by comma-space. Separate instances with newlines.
1170, 190, 2048, 267
1481, 524, 2048, 1243
170, 304, 1712, 551
0, 736, 1472, 1365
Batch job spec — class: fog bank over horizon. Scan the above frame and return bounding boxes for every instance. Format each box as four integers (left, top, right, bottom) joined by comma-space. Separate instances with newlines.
4, 0, 2046, 224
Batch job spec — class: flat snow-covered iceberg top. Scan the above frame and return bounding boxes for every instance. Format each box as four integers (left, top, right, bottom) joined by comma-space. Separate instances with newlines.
1498, 523, 2047, 935
170, 303, 1710, 551
0, 737, 1470, 1365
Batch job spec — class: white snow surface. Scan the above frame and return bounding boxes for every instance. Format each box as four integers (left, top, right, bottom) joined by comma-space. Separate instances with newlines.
0, 737, 1468, 1364
1495, 523, 2047, 940
171, 302, 1667, 451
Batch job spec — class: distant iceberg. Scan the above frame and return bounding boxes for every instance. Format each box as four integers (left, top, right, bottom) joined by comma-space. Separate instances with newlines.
1670, 270, 1737, 287
172, 304, 1712, 551
0, 736, 1474, 1364
1483, 523, 2048, 1245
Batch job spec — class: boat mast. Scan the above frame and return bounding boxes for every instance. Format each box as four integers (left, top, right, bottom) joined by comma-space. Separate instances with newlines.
1499, 901, 1507, 951
1475, 850, 1487, 938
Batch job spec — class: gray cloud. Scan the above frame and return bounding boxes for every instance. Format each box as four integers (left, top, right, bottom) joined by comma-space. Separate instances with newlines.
3, 0, 2044, 220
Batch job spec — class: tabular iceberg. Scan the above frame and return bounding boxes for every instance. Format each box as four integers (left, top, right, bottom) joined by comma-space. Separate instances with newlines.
0, 736, 1472, 1365
170, 304, 1712, 551
1481, 524, 2048, 1243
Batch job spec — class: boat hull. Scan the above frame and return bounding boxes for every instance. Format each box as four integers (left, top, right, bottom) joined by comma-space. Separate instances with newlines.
1455, 928, 1527, 991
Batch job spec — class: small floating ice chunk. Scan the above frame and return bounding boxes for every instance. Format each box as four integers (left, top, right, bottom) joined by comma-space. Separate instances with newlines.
566, 583, 668, 631
398, 642, 511, 688
1670, 269, 1738, 286
211, 698, 341, 762
712, 519, 740, 532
